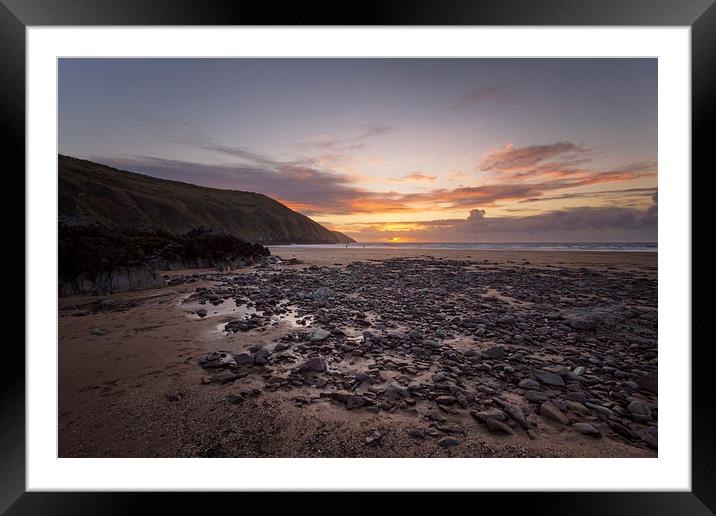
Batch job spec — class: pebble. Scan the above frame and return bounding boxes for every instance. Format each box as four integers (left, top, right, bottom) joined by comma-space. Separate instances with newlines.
518, 379, 541, 390
525, 390, 549, 403
302, 356, 327, 372
627, 400, 652, 422
310, 328, 331, 342
573, 422, 601, 437
481, 346, 506, 360
485, 419, 514, 434
585, 402, 614, 418
472, 409, 507, 421
365, 431, 382, 445
540, 401, 570, 425
438, 436, 460, 448
533, 370, 565, 386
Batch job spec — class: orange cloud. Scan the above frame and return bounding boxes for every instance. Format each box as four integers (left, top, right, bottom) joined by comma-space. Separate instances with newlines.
387, 173, 437, 183
480, 142, 589, 173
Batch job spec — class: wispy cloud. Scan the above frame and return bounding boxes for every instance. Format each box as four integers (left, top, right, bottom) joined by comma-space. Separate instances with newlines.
300, 123, 395, 152
450, 85, 514, 111
477, 142, 656, 189
518, 187, 657, 204
387, 173, 437, 183
479, 142, 589, 173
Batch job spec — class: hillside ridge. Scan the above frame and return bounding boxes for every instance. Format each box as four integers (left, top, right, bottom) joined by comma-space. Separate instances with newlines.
58, 154, 355, 245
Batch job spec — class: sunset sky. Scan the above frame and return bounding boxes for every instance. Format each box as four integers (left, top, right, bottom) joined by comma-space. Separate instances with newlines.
59, 58, 657, 242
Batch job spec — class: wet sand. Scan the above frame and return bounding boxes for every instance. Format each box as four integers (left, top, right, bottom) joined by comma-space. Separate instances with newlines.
58, 248, 657, 458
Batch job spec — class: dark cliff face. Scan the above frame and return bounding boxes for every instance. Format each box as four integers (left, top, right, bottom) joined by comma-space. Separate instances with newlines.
58, 155, 355, 245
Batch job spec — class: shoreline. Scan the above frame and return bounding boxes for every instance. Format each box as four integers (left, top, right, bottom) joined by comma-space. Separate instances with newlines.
272, 243, 657, 252
268, 247, 657, 271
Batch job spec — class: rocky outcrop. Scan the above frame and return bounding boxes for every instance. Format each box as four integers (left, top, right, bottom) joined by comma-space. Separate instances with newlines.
58, 225, 271, 296
59, 266, 164, 296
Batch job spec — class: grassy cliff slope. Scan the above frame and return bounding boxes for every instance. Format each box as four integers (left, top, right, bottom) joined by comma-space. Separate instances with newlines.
59, 155, 355, 245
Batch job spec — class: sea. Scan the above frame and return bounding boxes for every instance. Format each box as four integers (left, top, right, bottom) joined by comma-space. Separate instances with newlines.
272, 242, 657, 252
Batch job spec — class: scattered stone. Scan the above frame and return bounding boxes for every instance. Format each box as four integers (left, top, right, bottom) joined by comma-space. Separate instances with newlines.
234, 353, 253, 365
481, 346, 506, 360
573, 422, 601, 437
253, 349, 270, 365
485, 419, 514, 434
436, 395, 456, 406
438, 436, 460, 448
533, 370, 565, 386
503, 404, 529, 429
437, 423, 465, 435
627, 400, 653, 422
302, 356, 327, 372
381, 382, 408, 399
585, 402, 614, 418
346, 395, 372, 410
565, 401, 590, 415
426, 428, 441, 437
518, 379, 541, 390
540, 401, 570, 425
525, 390, 549, 403
408, 329, 423, 341
365, 430, 382, 445
199, 351, 237, 369
355, 372, 372, 384
608, 420, 639, 440
310, 328, 331, 342
472, 409, 507, 422
432, 371, 448, 382
407, 428, 426, 439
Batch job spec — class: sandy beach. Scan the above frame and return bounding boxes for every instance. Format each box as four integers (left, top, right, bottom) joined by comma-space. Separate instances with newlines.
58, 247, 657, 458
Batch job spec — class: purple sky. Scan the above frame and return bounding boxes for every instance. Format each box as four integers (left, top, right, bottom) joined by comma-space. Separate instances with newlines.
59, 58, 657, 242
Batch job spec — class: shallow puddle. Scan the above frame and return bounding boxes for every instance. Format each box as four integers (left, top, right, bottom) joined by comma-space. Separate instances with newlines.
181, 296, 257, 319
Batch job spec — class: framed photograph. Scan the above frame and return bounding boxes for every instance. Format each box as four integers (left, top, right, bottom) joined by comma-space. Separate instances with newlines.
5, 0, 711, 512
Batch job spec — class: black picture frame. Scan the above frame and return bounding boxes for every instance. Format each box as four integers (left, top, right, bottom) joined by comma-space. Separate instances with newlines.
3, 0, 711, 513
